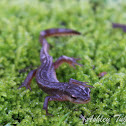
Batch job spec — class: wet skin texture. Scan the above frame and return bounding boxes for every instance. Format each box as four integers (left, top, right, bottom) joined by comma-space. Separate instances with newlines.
19, 28, 93, 116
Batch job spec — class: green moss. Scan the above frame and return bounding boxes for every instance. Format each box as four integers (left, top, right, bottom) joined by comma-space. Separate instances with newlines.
0, 0, 126, 125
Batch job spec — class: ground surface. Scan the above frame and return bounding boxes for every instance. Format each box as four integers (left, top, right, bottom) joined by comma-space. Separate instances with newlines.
0, 0, 126, 125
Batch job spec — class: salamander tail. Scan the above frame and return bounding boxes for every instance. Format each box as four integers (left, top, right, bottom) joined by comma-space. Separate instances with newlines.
39, 28, 81, 45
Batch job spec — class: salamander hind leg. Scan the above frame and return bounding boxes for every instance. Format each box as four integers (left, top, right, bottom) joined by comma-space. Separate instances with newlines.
53, 55, 83, 69
18, 69, 37, 90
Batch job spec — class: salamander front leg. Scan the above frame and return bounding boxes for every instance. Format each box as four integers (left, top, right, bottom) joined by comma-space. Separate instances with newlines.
43, 96, 67, 116
53, 55, 83, 69
69, 78, 94, 88
18, 69, 37, 90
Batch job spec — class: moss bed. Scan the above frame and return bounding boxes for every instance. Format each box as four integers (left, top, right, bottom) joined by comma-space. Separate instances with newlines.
0, 0, 126, 125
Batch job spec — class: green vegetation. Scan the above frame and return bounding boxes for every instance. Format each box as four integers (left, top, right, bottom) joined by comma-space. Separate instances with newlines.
0, 0, 126, 125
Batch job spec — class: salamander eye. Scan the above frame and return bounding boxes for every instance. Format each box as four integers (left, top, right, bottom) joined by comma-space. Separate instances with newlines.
71, 95, 77, 99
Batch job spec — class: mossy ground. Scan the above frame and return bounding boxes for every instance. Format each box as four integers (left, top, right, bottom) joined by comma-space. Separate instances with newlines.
0, 0, 126, 125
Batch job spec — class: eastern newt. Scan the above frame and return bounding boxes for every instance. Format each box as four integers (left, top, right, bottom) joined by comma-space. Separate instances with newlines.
19, 28, 93, 116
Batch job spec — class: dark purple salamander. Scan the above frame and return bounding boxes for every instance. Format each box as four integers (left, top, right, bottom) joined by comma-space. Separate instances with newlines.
19, 28, 93, 116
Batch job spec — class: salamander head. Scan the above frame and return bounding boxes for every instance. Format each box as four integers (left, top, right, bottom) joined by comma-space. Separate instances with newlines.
65, 85, 91, 104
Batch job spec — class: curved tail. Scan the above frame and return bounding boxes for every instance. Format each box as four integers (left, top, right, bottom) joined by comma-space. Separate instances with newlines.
39, 28, 81, 45
39, 28, 81, 63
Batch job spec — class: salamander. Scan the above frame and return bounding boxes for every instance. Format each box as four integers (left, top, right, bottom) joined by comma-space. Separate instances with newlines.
19, 28, 93, 116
